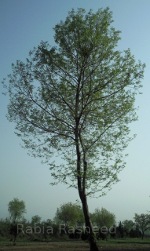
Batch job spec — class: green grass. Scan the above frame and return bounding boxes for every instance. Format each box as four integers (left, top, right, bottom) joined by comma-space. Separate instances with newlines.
98, 238, 150, 250
0, 238, 150, 250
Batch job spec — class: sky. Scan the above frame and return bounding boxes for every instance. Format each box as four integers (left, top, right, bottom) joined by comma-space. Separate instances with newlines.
0, 0, 150, 224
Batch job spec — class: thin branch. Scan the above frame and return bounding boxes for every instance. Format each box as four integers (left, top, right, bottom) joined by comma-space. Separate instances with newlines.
86, 109, 130, 152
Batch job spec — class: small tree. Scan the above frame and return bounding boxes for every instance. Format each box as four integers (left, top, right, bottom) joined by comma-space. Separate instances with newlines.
0, 218, 11, 238
31, 215, 41, 225
30, 215, 42, 240
122, 219, 134, 236
8, 198, 26, 223
8, 198, 26, 245
134, 213, 150, 239
54, 202, 84, 227
3, 8, 145, 251
91, 207, 115, 228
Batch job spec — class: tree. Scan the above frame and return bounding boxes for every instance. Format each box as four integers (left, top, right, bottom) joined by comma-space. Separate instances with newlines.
3, 8, 145, 251
122, 219, 134, 236
8, 198, 26, 245
134, 213, 150, 239
0, 218, 11, 238
91, 207, 115, 228
31, 215, 41, 225
54, 202, 84, 227
8, 198, 26, 223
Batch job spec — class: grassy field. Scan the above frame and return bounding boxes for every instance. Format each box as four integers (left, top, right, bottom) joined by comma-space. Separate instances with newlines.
0, 239, 150, 251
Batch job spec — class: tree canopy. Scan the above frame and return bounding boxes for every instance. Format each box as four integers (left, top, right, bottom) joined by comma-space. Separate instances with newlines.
91, 207, 115, 228
3, 8, 145, 196
31, 215, 42, 225
54, 202, 84, 226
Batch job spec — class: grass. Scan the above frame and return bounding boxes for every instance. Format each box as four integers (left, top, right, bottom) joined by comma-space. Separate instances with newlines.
0, 238, 150, 250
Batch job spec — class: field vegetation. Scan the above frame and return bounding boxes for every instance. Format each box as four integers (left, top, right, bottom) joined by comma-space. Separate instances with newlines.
1, 237, 150, 251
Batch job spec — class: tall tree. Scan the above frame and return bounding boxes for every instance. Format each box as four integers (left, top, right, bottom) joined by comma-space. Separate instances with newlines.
3, 8, 145, 251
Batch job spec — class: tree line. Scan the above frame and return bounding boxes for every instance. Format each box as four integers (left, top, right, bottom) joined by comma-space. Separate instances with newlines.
1, 198, 150, 245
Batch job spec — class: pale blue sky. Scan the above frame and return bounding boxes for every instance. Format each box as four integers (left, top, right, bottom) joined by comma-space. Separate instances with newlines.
0, 0, 150, 223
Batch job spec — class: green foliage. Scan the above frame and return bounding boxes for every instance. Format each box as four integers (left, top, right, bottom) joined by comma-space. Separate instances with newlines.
8, 198, 26, 223
134, 213, 150, 238
91, 207, 116, 227
122, 219, 135, 233
31, 215, 41, 225
54, 202, 84, 226
3, 8, 145, 197
3, 8, 146, 249
0, 218, 10, 238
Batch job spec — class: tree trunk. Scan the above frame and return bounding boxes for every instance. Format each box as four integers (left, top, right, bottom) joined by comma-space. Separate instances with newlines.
75, 126, 99, 251
80, 191, 99, 251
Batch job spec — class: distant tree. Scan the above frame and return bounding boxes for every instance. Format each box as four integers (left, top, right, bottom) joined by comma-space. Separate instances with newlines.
54, 202, 84, 227
31, 215, 41, 225
0, 218, 10, 238
29, 215, 42, 240
116, 221, 124, 238
91, 207, 115, 228
3, 8, 145, 251
134, 213, 150, 239
41, 219, 54, 241
122, 219, 134, 236
8, 198, 26, 245
8, 198, 26, 223
129, 225, 141, 238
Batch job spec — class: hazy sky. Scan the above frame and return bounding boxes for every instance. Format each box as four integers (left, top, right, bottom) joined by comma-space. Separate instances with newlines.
1, 0, 150, 223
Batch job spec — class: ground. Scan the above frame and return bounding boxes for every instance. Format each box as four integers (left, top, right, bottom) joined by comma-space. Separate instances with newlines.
1, 239, 150, 251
